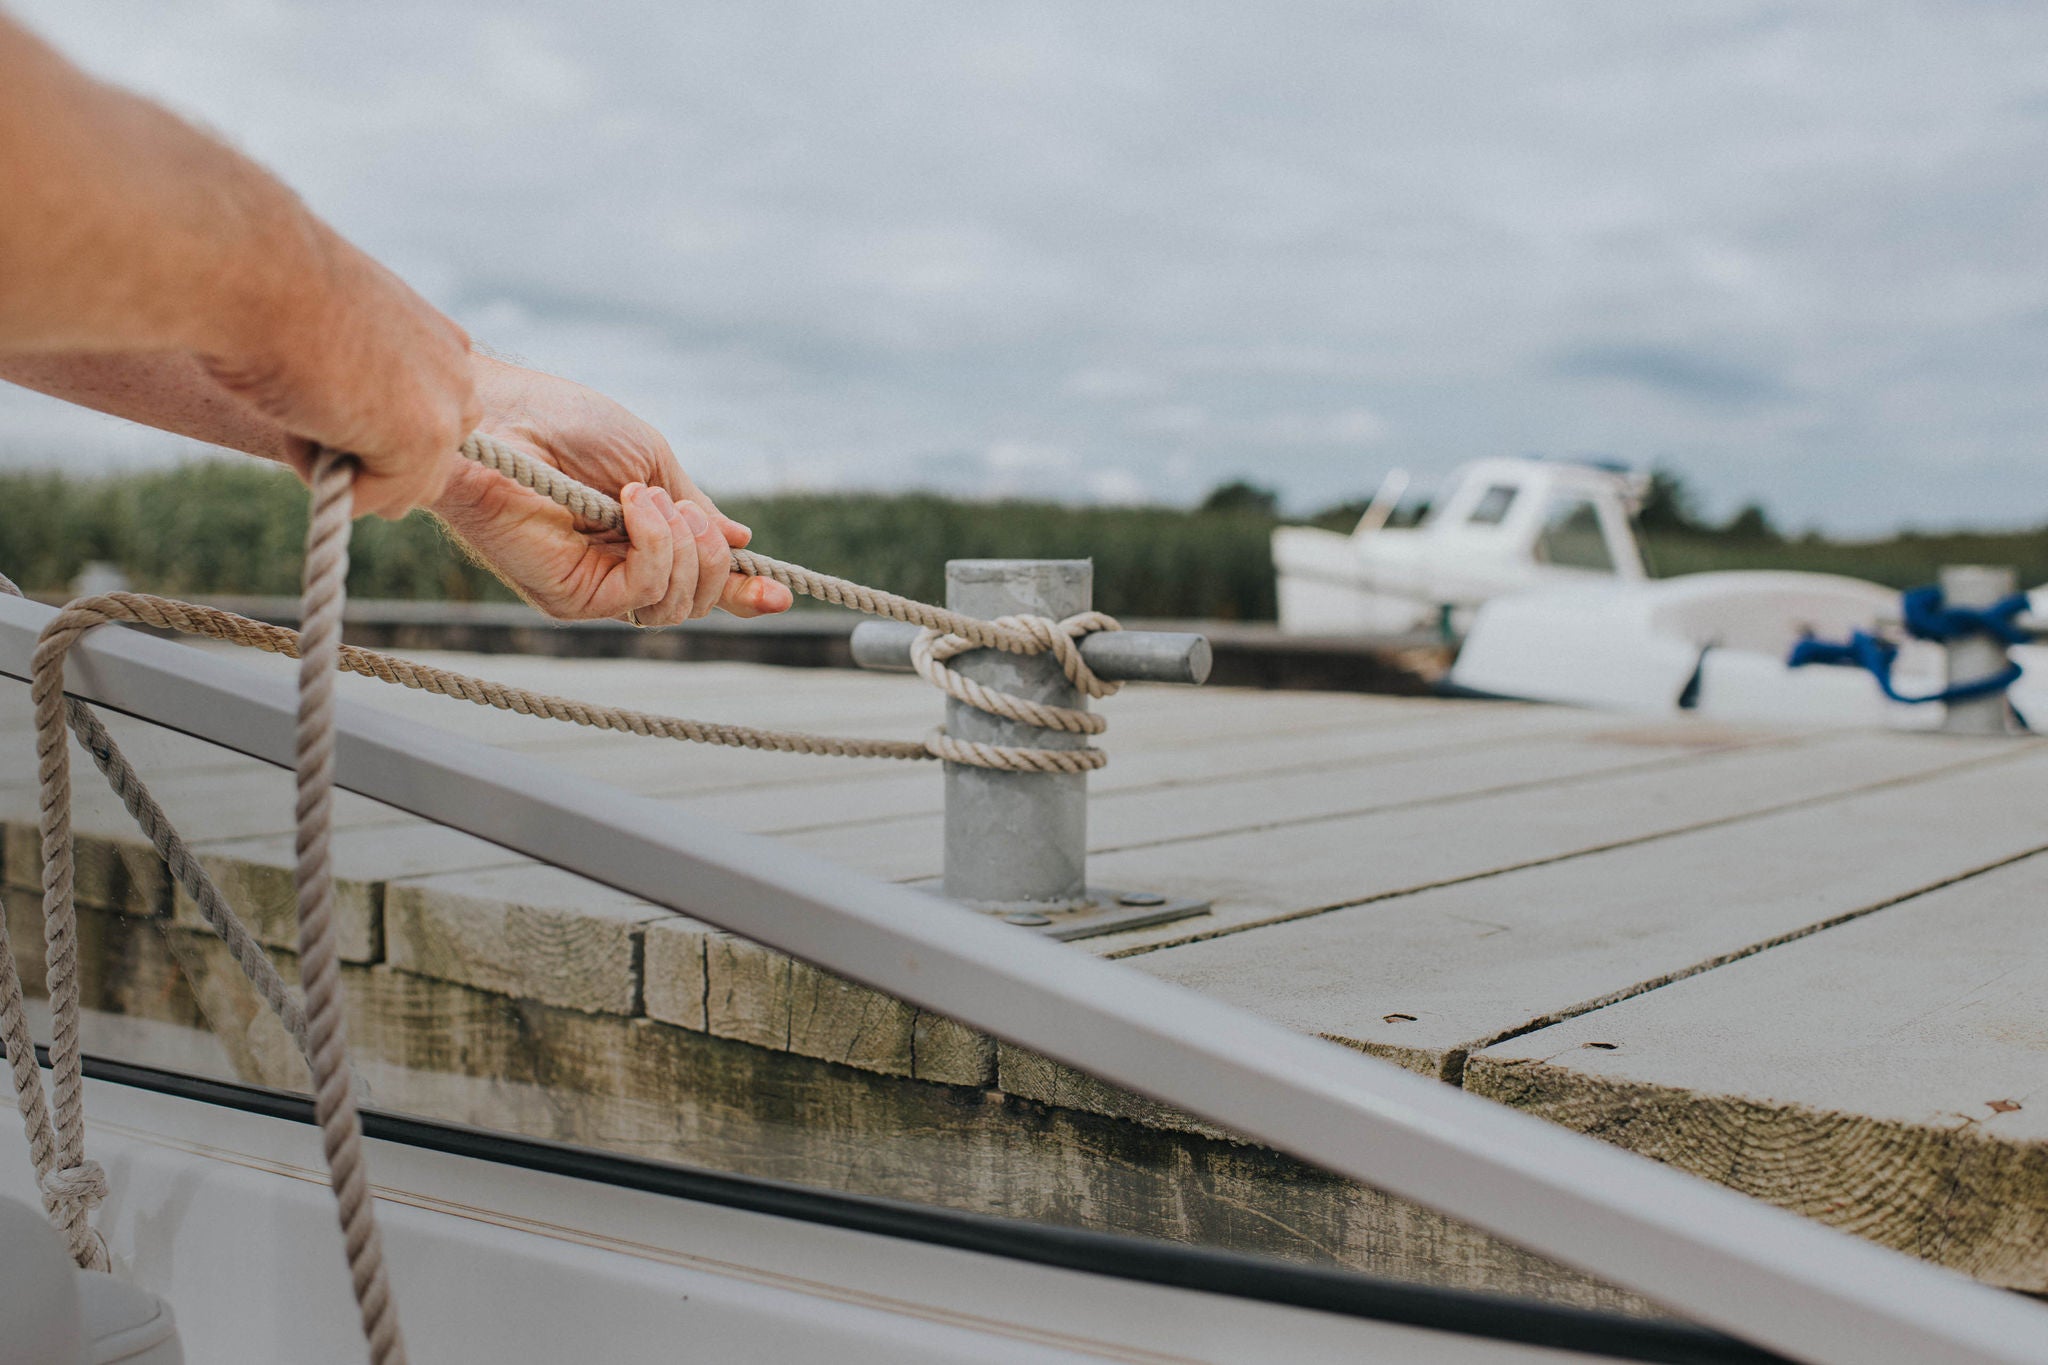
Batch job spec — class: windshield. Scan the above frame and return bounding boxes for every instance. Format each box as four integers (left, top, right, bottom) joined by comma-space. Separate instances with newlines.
1465, 484, 1520, 526
1536, 496, 1617, 572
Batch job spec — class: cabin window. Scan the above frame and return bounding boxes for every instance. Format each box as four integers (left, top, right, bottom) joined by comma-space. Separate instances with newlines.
1465, 484, 1518, 526
1536, 496, 1617, 572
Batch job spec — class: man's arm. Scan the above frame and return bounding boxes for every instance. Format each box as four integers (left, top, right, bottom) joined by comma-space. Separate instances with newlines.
0, 17, 784, 623
0, 352, 296, 460
0, 15, 473, 517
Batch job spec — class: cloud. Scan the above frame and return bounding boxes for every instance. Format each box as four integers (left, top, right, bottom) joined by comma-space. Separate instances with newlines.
1550, 343, 1795, 409
3, 0, 2046, 532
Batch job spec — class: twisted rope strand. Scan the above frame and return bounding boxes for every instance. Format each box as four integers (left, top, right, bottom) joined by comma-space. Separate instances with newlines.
0, 573, 97, 1267
0, 893, 63, 1246
911, 612, 1123, 735
67, 700, 310, 1048
77, 592, 931, 762
297, 452, 405, 1364
28, 598, 109, 1270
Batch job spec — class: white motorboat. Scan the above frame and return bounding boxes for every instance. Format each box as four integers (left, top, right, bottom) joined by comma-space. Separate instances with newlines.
1273, 457, 1649, 637
1276, 457, 2042, 731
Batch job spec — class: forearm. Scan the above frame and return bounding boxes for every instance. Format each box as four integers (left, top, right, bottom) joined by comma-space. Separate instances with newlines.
0, 351, 293, 461
0, 15, 477, 515
0, 17, 327, 360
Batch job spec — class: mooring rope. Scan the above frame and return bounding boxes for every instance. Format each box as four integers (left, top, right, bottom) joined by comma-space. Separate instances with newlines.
5, 435, 1133, 1361
294, 453, 405, 1360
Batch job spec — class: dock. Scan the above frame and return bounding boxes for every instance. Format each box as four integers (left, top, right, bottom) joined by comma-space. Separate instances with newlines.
3, 641, 2044, 1315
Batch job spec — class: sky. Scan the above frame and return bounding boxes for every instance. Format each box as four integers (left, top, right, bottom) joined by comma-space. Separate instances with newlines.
6, 0, 2047, 533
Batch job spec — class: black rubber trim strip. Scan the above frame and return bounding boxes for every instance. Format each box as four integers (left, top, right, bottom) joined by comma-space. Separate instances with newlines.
68, 1048, 1786, 1364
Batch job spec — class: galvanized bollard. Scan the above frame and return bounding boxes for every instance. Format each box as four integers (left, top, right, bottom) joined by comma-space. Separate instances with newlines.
1939, 564, 2018, 735
850, 559, 1213, 940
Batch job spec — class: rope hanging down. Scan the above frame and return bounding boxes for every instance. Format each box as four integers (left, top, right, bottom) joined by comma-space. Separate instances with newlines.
0, 572, 308, 1276
7, 434, 1136, 1364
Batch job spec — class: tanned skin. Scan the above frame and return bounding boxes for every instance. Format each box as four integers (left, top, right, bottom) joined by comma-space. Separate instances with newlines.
0, 16, 789, 624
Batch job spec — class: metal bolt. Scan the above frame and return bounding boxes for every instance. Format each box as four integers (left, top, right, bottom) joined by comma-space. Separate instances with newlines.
1116, 890, 1166, 907
1003, 911, 1053, 926
850, 620, 1212, 686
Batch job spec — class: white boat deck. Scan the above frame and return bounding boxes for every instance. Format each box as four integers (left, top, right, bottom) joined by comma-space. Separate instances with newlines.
3, 644, 2045, 1297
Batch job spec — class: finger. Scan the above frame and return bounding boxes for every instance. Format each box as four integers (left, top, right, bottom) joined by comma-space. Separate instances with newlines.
718, 572, 794, 619
604, 483, 673, 621
675, 498, 732, 620
335, 468, 407, 521
671, 485, 746, 547
646, 489, 700, 627
643, 453, 722, 536
644, 445, 746, 549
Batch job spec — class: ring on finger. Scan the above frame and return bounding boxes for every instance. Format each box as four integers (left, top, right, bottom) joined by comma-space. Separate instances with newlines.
625, 607, 646, 628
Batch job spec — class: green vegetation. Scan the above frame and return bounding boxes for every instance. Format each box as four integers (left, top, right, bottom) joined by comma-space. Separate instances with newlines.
4, 459, 2042, 619
0, 462, 506, 602
1640, 527, 2048, 588
0, 461, 1278, 619
722, 488, 1278, 619
1631, 468, 2048, 588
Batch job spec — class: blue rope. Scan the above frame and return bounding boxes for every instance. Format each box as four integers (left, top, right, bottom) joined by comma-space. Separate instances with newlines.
1786, 631, 2020, 705
1898, 584, 2031, 646
1785, 584, 2028, 705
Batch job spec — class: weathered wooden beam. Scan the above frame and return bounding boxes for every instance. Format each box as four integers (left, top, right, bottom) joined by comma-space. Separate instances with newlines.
1466, 849, 2048, 1292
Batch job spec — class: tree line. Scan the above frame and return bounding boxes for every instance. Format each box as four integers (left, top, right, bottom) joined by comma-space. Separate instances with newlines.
5, 460, 2044, 618
0, 461, 1281, 619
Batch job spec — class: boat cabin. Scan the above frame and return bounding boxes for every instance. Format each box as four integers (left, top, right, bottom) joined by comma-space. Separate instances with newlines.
1273, 456, 1648, 636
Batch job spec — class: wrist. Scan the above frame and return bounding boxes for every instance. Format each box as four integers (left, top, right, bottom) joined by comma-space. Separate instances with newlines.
429, 448, 512, 531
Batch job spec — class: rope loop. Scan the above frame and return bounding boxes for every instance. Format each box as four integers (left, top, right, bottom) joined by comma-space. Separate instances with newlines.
1788, 583, 2033, 705
907, 611, 1122, 768
924, 726, 1109, 773
40, 1159, 107, 1210
1787, 629, 2023, 705
39, 1160, 109, 1270
1900, 584, 2032, 646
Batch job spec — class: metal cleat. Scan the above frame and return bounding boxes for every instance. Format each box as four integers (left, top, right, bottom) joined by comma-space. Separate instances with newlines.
851, 559, 1212, 940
